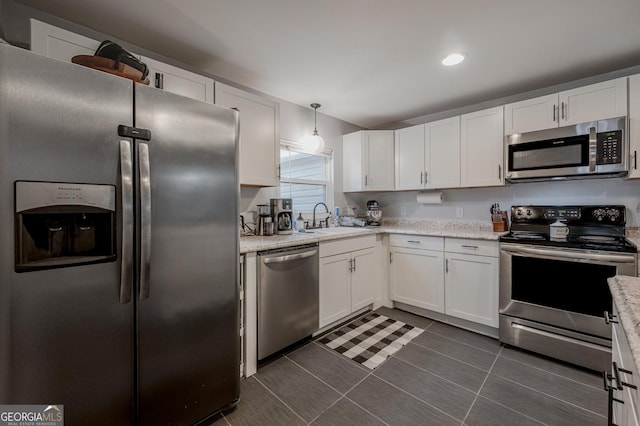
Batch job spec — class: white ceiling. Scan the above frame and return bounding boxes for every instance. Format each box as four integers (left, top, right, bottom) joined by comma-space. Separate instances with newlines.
16, 0, 640, 128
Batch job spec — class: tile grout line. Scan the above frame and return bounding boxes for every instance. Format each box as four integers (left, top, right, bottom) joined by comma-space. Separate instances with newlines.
250, 375, 309, 425
485, 371, 608, 419
284, 353, 390, 425
461, 345, 503, 425
498, 351, 605, 391
420, 328, 502, 357
408, 340, 494, 373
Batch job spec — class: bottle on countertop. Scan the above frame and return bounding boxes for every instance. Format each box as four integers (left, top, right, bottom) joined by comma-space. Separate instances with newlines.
296, 212, 305, 232
333, 207, 340, 227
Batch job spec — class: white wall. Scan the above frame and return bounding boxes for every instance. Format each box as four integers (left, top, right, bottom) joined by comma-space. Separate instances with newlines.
344, 177, 640, 227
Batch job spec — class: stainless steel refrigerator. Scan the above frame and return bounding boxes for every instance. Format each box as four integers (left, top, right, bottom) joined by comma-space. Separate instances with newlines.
0, 43, 240, 425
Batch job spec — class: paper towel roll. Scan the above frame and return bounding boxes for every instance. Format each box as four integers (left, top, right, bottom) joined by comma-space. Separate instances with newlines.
416, 191, 444, 204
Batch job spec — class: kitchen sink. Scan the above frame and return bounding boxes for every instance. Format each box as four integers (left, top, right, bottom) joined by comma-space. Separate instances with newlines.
308, 227, 373, 235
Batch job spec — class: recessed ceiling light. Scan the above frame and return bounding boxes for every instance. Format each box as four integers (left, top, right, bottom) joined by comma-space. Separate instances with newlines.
442, 53, 466, 66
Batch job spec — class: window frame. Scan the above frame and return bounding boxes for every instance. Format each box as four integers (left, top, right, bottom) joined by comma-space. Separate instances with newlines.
279, 139, 334, 215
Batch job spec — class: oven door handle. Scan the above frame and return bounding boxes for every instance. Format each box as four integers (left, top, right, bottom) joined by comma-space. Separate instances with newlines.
501, 245, 636, 264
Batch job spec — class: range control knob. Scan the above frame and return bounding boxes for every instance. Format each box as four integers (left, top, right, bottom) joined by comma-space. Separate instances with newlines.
608, 209, 620, 222
593, 208, 605, 222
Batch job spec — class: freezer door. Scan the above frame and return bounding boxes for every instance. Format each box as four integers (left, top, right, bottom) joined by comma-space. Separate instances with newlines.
0, 45, 134, 424
134, 85, 240, 425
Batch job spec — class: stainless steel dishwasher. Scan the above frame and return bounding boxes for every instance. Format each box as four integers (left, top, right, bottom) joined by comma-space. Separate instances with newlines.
257, 243, 319, 360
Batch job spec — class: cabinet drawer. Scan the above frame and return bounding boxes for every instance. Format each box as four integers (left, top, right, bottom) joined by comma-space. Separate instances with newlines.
320, 235, 376, 258
445, 238, 498, 257
389, 234, 443, 251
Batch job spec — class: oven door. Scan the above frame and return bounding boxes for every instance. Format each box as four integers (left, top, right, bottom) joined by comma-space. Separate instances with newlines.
500, 242, 636, 371
500, 243, 637, 339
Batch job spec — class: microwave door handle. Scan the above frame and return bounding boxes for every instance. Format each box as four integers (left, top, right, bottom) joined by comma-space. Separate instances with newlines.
589, 126, 597, 172
139, 143, 152, 300
119, 140, 134, 304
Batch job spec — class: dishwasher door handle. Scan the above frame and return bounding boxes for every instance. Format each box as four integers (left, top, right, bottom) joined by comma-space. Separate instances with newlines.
262, 249, 318, 264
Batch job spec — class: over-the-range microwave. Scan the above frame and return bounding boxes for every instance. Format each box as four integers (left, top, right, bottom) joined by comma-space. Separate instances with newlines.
505, 116, 628, 182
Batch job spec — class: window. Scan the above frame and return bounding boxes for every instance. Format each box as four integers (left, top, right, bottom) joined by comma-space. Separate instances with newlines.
279, 140, 333, 214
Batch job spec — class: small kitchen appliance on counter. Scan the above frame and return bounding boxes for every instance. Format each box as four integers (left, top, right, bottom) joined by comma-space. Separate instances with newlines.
257, 204, 273, 236
270, 198, 293, 235
366, 200, 382, 226
499, 205, 637, 371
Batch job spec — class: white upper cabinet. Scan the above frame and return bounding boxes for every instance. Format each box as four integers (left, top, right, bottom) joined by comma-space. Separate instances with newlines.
31, 19, 100, 60
142, 56, 213, 103
394, 117, 460, 190
460, 107, 505, 187
426, 116, 461, 189
505, 78, 628, 134
504, 93, 557, 135
30, 19, 215, 104
215, 82, 280, 187
343, 130, 394, 192
394, 124, 425, 190
629, 74, 640, 179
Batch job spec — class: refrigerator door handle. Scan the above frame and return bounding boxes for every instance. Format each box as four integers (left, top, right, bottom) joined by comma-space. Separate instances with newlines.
139, 143, 152, 300
119, 140, 134, 304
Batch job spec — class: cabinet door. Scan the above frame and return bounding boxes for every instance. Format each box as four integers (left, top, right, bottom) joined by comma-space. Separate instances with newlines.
142, 56, 214, 103
395, 125, 425, 190
215, 82, 279, 186
426, 116, 460, 189
319, 254, 352, 327
343, 132, 364, 192
30, 19, 101, 61
504, 93, 558, 134
351, 248, 377, 311
389, 247, 444, 313
364, 131, 395, 191
627, 75, 640, 179
460, 107, 505, 188
559, 77, 627, 126
445, 253, 498, 327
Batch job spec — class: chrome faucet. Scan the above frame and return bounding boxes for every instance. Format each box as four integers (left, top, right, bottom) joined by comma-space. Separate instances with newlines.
312, 202, 329, 228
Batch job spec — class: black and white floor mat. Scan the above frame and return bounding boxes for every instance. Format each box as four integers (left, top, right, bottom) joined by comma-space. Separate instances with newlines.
319, 312, 424, 369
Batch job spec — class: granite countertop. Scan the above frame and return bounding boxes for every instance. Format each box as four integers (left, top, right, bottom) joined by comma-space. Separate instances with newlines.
608, 275, 640, 375
240, 220, 505, 253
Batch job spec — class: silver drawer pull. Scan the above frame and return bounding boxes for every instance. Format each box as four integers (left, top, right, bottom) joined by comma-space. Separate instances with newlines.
407, 240, 421, 244
461, 245, 478, 249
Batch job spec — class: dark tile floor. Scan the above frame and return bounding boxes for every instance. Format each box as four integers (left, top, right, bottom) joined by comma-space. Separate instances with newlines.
213, 307, 607, 425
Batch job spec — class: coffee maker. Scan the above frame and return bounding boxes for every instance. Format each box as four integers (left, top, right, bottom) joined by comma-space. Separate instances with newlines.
270, 198, 293, 235
366, 200, 382, 226
256, 204, 274, 236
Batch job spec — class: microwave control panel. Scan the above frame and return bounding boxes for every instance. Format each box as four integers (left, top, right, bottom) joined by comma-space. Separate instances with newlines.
596, 130, 622, 165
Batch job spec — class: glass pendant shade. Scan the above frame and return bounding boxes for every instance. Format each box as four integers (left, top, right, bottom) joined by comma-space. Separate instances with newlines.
305, 103, 325, 153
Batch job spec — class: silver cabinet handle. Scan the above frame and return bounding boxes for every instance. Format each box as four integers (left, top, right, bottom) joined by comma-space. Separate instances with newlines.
498, 164, 502, 180
420, 172, 423, 185
353, 258, 356, 272
263, 249, 317, 264
389, 252, 393, 263
461, 245, 479, 249
553, 104, 557, 122
365, 174, 368, 187
604, 311, 618, 324
561, 102, 566, 120
424, 171, 428, 184
633, 150, 637, 170
407, 240, 421, 244
155, 72, 163, 89
139, 143, 152, 301
348, 258, 353, 272
445, 258, 449, 273
119, 140, 134, 304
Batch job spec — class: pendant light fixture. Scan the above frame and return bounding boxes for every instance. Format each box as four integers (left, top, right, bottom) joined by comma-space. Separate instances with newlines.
304, 103, 325, 153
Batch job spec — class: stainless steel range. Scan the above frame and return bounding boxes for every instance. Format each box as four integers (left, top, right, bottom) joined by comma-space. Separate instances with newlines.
499, 205, 637, 371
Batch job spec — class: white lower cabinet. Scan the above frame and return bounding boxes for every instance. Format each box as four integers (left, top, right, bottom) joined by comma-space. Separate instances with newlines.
389, 236, 445, 312
609, 302, 640, 426
319, 236, 378, 328
444, 239, 499, 328
389, 234, 499, 329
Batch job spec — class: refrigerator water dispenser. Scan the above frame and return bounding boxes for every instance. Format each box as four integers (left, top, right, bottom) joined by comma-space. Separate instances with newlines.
15, 181, 116, 272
